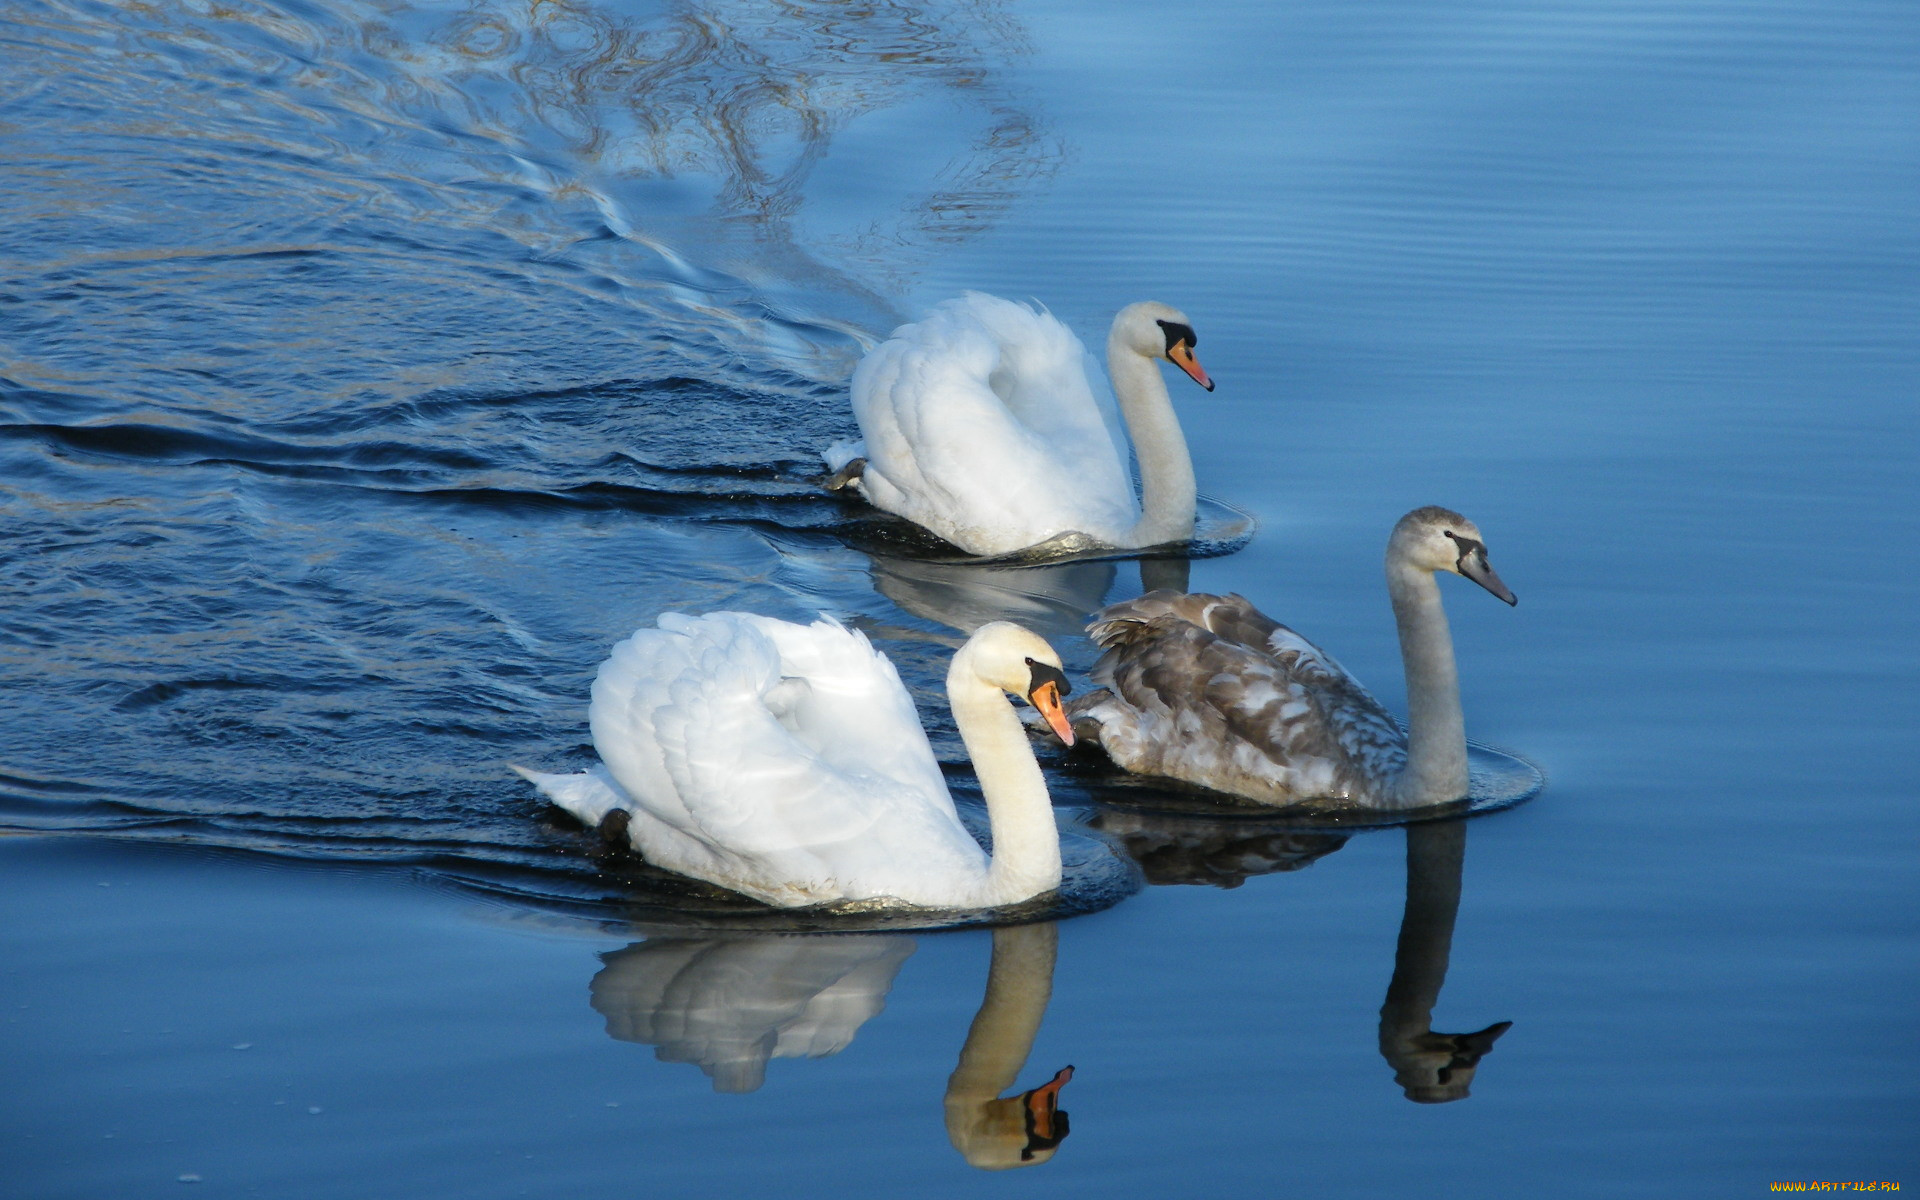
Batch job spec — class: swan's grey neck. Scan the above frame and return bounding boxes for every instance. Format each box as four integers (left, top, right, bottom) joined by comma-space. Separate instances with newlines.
1380, 820, 1465, 1046
1387, 559, 1469, 807
947, 659, 1063, 907
1380, 820, 1498, 1102
1107, 330, 1196, 548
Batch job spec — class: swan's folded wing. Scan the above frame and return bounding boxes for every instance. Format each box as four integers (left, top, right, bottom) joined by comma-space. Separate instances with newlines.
947, 293, 1132, 471
1258, 623, 1407, 777
848, 295, 1137, 550
1091, 617, 1344, 770
589, 617, 727, 840
650, 665, 878, 858
1087, 591, 1282, 660
636, 616, 962, 860
1082, 599, 1406, 799
744, 616, 956, 815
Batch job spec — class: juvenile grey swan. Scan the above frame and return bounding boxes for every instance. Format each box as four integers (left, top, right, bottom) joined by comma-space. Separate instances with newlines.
1062, 507, 1516, 810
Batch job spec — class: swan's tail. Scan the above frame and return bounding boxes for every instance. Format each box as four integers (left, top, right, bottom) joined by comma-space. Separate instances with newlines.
822, 437, 866, 472
509, 763, 633, 832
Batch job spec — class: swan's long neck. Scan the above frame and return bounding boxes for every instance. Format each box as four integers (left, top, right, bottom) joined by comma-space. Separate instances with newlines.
943, 923, 1059, 1168
1387, 559, 1469, 807
1379, 819, 1465, 1049
1106, 334, 1196, 548
946, 923, 1056, 1104
948, 660, 1063, 908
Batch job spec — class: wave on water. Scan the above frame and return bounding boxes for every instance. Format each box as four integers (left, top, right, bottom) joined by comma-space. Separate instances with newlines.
0, 0, 1259, 922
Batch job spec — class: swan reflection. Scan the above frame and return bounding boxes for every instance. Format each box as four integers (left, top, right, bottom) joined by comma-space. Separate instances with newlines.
868, 555, 1116, 637
1377, 819, 1511, 1102
1137, 555, 1191, 595
945, 924, 1072, 1169
1085, 808, 1348, 888
1086, 809, 1509, 1101
591, 934, 914, 1093
590, 921, 1074, 1167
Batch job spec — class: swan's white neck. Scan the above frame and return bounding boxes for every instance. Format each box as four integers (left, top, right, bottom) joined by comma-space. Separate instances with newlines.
947, 655, 1063, 908
1386, 559, 1469, 807
1107, 331, 1196, 548
943, 923, 1058, 1168
946, 923, 1056, 1102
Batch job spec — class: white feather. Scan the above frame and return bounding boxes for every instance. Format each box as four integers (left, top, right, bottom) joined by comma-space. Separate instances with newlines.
515, 613, 1071, 909
841, 293, 1147, 555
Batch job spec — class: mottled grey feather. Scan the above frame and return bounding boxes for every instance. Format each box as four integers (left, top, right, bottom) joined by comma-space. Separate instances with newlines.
1069, 591, 1407, 805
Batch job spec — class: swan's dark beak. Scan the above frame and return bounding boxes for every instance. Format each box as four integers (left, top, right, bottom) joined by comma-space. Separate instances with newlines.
1020, 1066, 1074, 1160
1028, 679, 1075, 747
1167, 341, 1214, 392
1460, 555, 1517, 606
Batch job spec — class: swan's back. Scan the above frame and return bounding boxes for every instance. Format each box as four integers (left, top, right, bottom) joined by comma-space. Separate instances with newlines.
1071, 592, 1408, 804
532, 613, 989, 906
847, 293, 1138, 554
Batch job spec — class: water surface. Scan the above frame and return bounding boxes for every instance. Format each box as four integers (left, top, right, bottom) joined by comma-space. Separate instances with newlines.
2, 0, 1915, 1194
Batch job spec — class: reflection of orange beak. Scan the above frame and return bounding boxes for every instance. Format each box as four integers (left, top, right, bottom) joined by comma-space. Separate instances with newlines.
1023, 1065, 1074, 1142
1167, 341, 1214, 391
1028, 680, 1074, 747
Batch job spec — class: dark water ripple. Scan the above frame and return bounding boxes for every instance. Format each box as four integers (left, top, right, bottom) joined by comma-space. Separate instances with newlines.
0, 0, 1105, 911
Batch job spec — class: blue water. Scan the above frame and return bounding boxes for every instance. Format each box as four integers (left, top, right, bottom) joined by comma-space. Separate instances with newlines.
3, 0, 1915, 1195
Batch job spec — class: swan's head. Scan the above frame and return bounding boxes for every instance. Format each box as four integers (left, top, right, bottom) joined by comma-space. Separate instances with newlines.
1112, 301, 1213, 392
1389, 507, 1517, 605
958, 622, 1075, 746
1385, 1021, 1512, 1104
947, 1065, 1075, 1170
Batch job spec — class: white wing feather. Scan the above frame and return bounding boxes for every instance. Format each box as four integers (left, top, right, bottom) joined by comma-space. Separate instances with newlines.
848, 294, 1139, 554
523, 613, 989, 907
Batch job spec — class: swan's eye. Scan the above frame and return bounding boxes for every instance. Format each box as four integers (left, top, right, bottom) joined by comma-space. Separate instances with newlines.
1024, 658, 1072, 698
1154, 319, 1196, 354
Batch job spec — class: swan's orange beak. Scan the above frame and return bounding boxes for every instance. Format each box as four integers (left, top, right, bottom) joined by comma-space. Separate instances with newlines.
1167, 341, 1214, 392
1028, 680, 1075, 747
1022, 1065, 1074, 1153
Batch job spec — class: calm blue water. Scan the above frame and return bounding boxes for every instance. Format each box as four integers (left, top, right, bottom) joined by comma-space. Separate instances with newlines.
3, 0, 1915, 1195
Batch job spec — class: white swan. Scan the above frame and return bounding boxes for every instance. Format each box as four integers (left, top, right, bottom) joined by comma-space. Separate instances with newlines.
1063, 507, 1517, 809
825, 292, 1214, 556
512, 613, 1077, 909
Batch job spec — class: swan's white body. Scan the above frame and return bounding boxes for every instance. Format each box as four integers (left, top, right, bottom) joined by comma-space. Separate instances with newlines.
514, 613, 1069, 909
1066, 508, 1517, 810
828, 293, 1209, 556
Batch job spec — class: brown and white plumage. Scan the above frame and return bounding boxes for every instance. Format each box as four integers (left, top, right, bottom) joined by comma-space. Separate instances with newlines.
1068, 591, 1407, 805
1064, 508, 1518, 810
